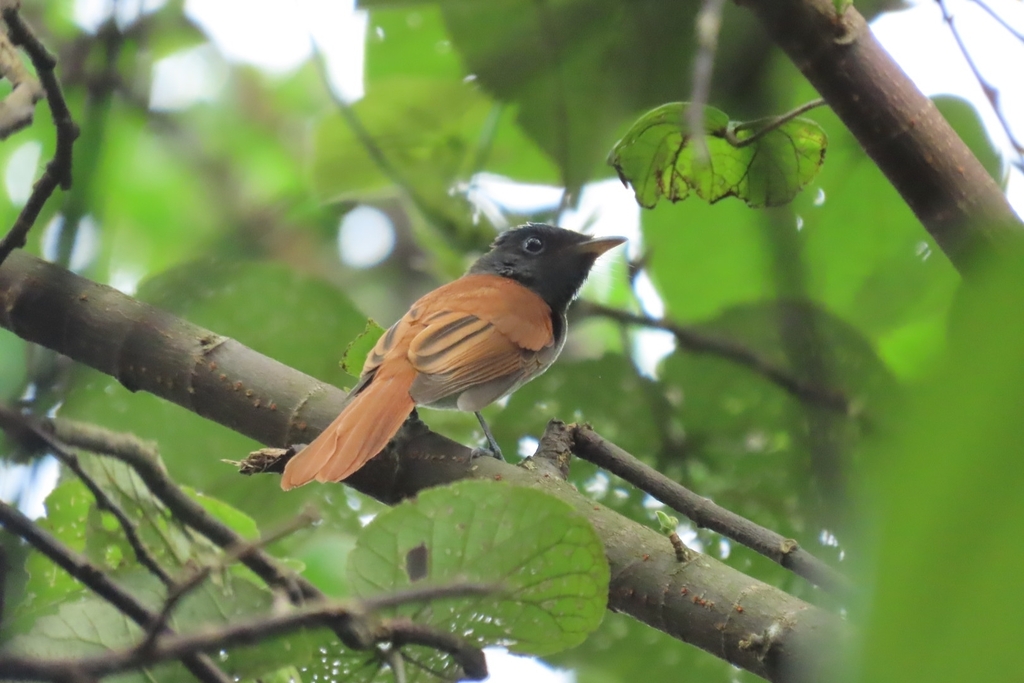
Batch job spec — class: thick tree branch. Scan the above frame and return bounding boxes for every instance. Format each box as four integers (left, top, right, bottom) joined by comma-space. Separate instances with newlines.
0, 1, 79, 268
0, 583, 495, 682
744, 0, 1022, 272
0, 500, 233, 683
0, 251, 844, 682
571, 424, 851, 596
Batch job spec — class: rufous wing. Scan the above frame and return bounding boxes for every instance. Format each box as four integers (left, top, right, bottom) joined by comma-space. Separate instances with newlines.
406, 310, 529, 406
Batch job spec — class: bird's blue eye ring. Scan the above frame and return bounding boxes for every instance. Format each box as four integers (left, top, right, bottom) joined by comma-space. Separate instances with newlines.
523, 236, 544, 253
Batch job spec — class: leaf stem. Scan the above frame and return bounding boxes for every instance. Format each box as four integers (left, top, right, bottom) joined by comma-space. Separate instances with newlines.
726, 98, 826, 148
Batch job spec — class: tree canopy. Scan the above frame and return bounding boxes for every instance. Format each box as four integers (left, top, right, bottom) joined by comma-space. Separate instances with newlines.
1, 1, 1022, 683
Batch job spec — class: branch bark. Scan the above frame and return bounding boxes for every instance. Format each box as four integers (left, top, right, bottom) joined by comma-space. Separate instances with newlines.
0, 250, 845, 682
744, 0, 1022, 272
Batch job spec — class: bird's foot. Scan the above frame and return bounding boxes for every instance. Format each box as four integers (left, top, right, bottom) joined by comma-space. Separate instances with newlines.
470, 446, 505, 461
474, 411, 505, 461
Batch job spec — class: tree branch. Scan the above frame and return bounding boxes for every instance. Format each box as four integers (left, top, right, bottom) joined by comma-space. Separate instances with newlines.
0, 1, 79, 268
0, 250, 844, 682
0, 583, 495, 682
0, 500, 233, 683
578, 301, 852, 413
570, 423, 852, 596
744, 0, 1022, 272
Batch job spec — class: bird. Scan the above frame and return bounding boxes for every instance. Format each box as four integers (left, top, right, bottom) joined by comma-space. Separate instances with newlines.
280, 224, 626, 490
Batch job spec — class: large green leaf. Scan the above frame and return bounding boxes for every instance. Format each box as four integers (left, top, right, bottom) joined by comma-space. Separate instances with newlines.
344, 480, 609, 680
610, 103, 827, 208
10, 480, 93, 634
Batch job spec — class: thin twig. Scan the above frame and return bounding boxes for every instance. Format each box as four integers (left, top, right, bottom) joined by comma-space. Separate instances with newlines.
938, 0, 1024, 158
0, 500, 233, 683
578, 302, 852, 413
43, 416, 318, 605
969, 0, 1024, 45
387, 619, 488, 680
571, 425, 853, 596
0, 2, 79, 268
0, 583, 495, 682
725, 98, 826, 148
687, 0, 727, 163
0, 405, 173, 587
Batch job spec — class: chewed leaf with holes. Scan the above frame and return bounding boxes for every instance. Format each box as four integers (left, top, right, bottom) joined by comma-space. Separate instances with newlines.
609, 102, 827, 208
343, 479, 608, 681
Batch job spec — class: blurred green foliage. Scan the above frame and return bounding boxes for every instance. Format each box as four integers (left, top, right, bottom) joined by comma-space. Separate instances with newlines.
0, 0, 1018, 681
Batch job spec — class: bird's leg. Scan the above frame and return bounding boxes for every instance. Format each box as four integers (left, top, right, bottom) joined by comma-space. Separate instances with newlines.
473, 411, 504, 461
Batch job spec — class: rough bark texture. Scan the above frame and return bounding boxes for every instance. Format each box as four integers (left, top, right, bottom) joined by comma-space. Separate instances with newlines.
744, 0, 1022, 271
0, 250, 844, 682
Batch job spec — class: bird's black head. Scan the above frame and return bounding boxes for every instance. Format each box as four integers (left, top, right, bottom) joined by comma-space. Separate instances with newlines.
469, 224, 626, 313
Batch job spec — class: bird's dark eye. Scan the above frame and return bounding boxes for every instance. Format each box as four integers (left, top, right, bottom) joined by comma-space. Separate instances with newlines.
523, 236, 544, 254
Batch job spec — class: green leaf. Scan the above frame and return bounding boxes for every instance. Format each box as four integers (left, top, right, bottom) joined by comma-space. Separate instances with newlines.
10, 480, 93, 633
655, 510, 678, 534
833, 0, 853, 15
183, 486, 260, 541
346, 479, 608, 678
1, 571, 320, 682
341, 319, 386, 379
610, 103, 828, 209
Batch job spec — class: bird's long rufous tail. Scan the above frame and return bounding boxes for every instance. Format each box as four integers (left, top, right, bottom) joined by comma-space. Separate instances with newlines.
280, 363, 416, 490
